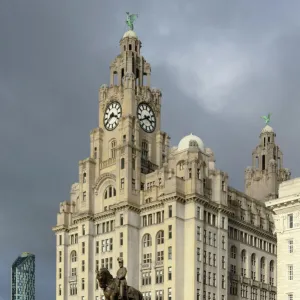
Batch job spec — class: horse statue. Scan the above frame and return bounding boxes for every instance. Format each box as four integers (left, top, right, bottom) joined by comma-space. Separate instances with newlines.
96, 268, 143, 300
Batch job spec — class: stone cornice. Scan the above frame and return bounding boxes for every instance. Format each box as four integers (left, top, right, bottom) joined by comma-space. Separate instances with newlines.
73, 213, 94, 224
52, 225, 68, 233
266, 197, 300, 210
229, 218, 276, 242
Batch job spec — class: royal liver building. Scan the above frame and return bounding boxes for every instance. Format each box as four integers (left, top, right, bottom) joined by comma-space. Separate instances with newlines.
53, 22, 291, 300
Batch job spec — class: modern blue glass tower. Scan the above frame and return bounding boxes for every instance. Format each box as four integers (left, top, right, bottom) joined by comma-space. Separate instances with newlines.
11, 252, 35, 300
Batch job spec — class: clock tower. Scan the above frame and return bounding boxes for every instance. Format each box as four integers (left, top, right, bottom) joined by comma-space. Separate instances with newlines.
87, 27, 170, 207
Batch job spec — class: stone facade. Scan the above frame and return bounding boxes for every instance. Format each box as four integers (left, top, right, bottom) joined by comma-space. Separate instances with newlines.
266, 179, 300, 300
52, 29, 290, 300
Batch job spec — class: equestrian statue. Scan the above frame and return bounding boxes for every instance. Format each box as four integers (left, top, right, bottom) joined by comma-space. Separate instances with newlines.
96, 257, 143, 300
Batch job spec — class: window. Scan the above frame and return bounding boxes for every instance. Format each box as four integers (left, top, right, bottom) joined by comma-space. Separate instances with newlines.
288, 239, 294, 253
222, 275, 225, 288
288, 294, 293, 300
288, 265, 293, 280
197, 268, 200, 282
213, 233, 216, 247
156, 290, 163, 300
58, 284, 61, 295
241, 250, 246, 262
189, 168, 192, 178
120, 214, 124, 225
120, 178, 125, 189
59, 235, 62, 245
71, 251, 76, 262
81, 278, 85, 290
204, 230, 207, 243
168, 267, 172, 280
197, 248, 201, 261
110, 140, 117, 158
221, 217, 225, 228
230, 246, 237, 259
94, 147, 97, 159
96, 241, 99, 254
81, 260, 85, 272
197, 226, 201, 241
143, 234, 152, 247
83, 172, 86, 183
288, 214, 294, 228
121, 158, 125, 169
96, 260, 99, 271
222, 236, 225, 249
82, 242, 85, 254
168, 225, 172, 239
157, 251, 164, 262
168, 288, 172, 300
82, 224, 85, 235
197, 206, 200, 219
168, 247, 172, 260
104, 186, 116, 199
155, 270, 163, 284
230, 282, 237, 295
143, 253, 152, 263
59, 268, 61, 279
83, 191, 86, 202
168, 205, 172, 218
222, 256, 225, 269
120, 232, 123, 246
141, 140, 148, 159
157, 231, 164, 244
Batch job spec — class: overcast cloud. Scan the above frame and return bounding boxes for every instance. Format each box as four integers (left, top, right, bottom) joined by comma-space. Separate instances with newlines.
1, 0, 300, 299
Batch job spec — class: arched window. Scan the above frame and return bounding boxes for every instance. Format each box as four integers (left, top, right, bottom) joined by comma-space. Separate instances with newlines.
269, 260, 275, 286
157, 230, 164, 245
230, 246, 237, 259
260, 257, 265, 269
143, 234, 152, 247
71, 250, 77, 262
121, 158, 125, 169
83, 172, 86, 183
104, 186, 116, 199
241, 249, 246, 263
110, 140, 117, 158
251, 254, 256, 266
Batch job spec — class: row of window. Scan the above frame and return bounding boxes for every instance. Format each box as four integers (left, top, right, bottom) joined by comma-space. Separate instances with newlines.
142, 289, 172, 300
142, 211, 165, 227
197, 226, 226, 249
228, 226, 276, 254
229, 284, 276, 300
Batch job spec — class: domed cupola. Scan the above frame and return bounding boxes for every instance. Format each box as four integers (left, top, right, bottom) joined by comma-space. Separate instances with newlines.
177, 133, 205, 152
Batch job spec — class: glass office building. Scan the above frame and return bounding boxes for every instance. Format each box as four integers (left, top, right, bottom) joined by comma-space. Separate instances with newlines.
11, 252, 35, 300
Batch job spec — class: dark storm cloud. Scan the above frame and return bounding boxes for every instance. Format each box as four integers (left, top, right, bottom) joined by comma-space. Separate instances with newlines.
1, 0, 300, 299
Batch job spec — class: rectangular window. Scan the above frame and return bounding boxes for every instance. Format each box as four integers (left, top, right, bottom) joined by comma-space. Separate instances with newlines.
288, 265, 293, 280
82, 224, 85, 235
96, 241, 99, 254
222, 256, 225, 269
197, 268, 200, 282
168, 225, 172, 239
82, 260, 85, 272
168, 247, 172, 260
288, 214, 294, 228
288, 294, 293, 300
83, 191, 86, 202
197, 248, 201, 261
157, 251, 164, 262
168, 288, 172, 300
222, 236, 225, 249
204, 230, 207, 243
120, 232, 123, 246
168, 267, 172, 280
197, 206, 200, 219
120, 214, 124, 226
81, 278, 85, 290
82, 242, 85, 254
168, 205, 172, 218
59, 268, 61, 279
120, 178, 124, 189
59, 235, 62, 245
288, 239, 294, 253
71, 267, 76, 276
197, 226, 201, 241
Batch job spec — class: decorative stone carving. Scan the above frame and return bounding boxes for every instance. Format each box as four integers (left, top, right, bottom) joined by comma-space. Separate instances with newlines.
94, 173, 116, 195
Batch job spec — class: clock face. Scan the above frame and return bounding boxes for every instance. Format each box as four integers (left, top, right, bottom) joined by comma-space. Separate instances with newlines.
104, 101, 122, 131
137, 103, 156, 133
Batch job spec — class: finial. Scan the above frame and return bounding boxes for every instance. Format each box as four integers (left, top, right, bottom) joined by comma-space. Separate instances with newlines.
125, 12, 138, 31
261, 113, 271, 125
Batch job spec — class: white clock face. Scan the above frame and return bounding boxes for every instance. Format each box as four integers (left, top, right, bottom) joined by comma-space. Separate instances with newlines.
137, 103, 156, 133
104, 101, 122, 131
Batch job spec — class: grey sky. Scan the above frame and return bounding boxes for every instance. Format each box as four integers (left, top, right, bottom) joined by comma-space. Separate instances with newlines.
1, 0, 300, 299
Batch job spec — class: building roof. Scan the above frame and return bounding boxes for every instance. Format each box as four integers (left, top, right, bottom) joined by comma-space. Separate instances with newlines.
123, 30, 138, 39
177, 133, 205, 152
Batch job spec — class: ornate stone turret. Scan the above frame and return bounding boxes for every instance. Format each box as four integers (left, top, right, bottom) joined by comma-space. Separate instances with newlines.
245, 122, 291, 201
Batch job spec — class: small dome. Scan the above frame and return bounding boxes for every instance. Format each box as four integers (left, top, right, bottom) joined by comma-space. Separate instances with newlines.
261, 125, 274, 133
123, 30, 138, 39
177, 133, 205, 152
